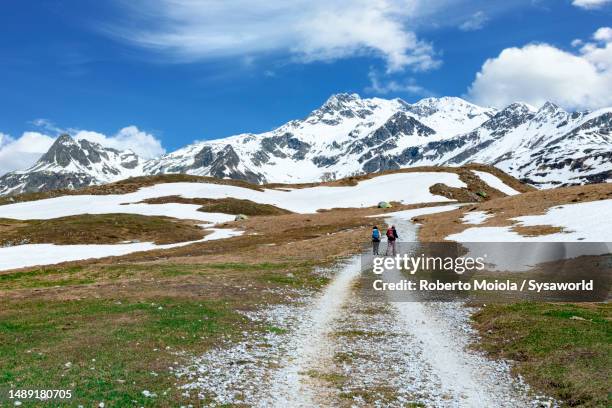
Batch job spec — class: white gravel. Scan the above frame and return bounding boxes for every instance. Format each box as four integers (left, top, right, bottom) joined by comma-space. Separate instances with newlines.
175, 211, 557, 407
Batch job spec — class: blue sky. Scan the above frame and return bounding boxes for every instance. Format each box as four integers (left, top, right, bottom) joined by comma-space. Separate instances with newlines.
0, 0, 611, 174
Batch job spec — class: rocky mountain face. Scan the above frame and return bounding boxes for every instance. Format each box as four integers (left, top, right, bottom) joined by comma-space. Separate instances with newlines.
0, 135, 143, 195
1, 94, 610, 195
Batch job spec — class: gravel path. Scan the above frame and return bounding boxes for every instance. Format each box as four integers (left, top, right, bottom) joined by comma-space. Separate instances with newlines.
177, 215, 556, 407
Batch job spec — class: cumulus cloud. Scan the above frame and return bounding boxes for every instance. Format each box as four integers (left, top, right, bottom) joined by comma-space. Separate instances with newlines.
102, 0, 441, 72
572, 0, 612, 9
466, 27, 612, 110
74, 126, 165, 159
593, 27, 612, 42
459, 11, 488, 31
365, 69, 433, 96
0, 126, 165, 176
0, 132, 55, 176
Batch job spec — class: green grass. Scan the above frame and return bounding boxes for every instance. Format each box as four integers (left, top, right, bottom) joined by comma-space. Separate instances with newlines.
196, 197, 291, 216
472, 302, 611, 407
259, 272, 329, 288
0, 258, 333, 405
265, 325, 288, 335
0, 297, 246, 406
0, 262, 322, 291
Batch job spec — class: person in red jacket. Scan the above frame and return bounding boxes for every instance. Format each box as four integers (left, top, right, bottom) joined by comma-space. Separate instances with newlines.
385, 225, 399, 256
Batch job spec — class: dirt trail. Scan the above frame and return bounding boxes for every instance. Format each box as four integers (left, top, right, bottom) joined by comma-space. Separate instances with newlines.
384, 218, 537, 407
179, 213, 552, 407
260, 257, 363, 407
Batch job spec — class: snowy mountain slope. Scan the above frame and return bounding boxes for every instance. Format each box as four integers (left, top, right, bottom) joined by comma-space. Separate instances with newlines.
143, 94, 497, 183
0, 135, 144, 195
1, 93, 610, 195
435, 105, 610, 188
364, 102, 611, 188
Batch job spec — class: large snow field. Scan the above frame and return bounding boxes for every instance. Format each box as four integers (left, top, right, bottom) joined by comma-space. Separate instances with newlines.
0, 228, 243, 272
0, 172, 466, 220
0, 198, 235, 224
447, 199, 612, 242
471, 170, 520, 196
0, 172, 466, 271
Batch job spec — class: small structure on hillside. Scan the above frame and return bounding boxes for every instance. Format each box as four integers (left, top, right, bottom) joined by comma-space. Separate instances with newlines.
377, 201, 392, 208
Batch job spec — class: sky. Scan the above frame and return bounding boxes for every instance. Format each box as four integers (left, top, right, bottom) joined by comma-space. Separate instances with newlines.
0, 0, 611, 175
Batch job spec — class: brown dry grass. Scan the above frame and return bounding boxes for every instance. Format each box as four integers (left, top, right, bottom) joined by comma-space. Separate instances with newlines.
0, 214, 208, 246
0, 201, 452, 298
416, 183, 612, 241
136, 195, 291, 216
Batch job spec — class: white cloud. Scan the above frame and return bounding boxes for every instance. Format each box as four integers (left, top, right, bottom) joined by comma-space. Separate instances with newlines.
466, 27, 612, 110
572, 0, 612, 9
593, 27, 612, 42
30, 118, 69, 135
365, 69, 433, 95
103, 0, 441, 72
74, 126, 165, 159
571, 38, 584, 48
0, 132, 55, 176
459, 11, 488, 31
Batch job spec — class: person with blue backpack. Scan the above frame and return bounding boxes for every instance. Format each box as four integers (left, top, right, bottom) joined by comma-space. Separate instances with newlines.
371, 226, 381, 255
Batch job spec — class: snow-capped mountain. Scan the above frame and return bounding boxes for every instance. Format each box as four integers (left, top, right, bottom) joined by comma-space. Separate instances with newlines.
1, 93, 610, 195
0, 135, 143, 195
395, 101, 611, 187
143, 94, 496, 183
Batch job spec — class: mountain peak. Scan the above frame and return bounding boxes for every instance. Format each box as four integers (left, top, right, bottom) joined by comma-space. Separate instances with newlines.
305, 93, 372, 125
37, 134, 81, 167
537, 101, 565, 115
503, 102, 537, 114
414, 96, 471, 106
480, 102, 536, 132
54, 133, 77, 147
324, 93, 361, 106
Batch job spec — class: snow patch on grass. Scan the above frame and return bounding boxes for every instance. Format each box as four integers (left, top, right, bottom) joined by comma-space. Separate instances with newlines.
0, 172, 466, 221
448, 199, 612, 242
461, 211, 492, 225
0, 227, 243, 272
472, 170, 520, 196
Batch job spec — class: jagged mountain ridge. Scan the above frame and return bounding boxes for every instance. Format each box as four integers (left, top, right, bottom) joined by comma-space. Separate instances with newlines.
0, 135, 144, 195
1, 94, 610, 195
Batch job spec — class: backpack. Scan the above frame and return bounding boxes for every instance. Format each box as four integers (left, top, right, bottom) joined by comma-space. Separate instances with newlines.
386, 228, 394, 240
372, 229, 380, 241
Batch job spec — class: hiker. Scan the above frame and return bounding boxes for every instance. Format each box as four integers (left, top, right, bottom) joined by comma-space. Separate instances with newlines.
385, 225, 399, 256
371, 226, 381, 255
